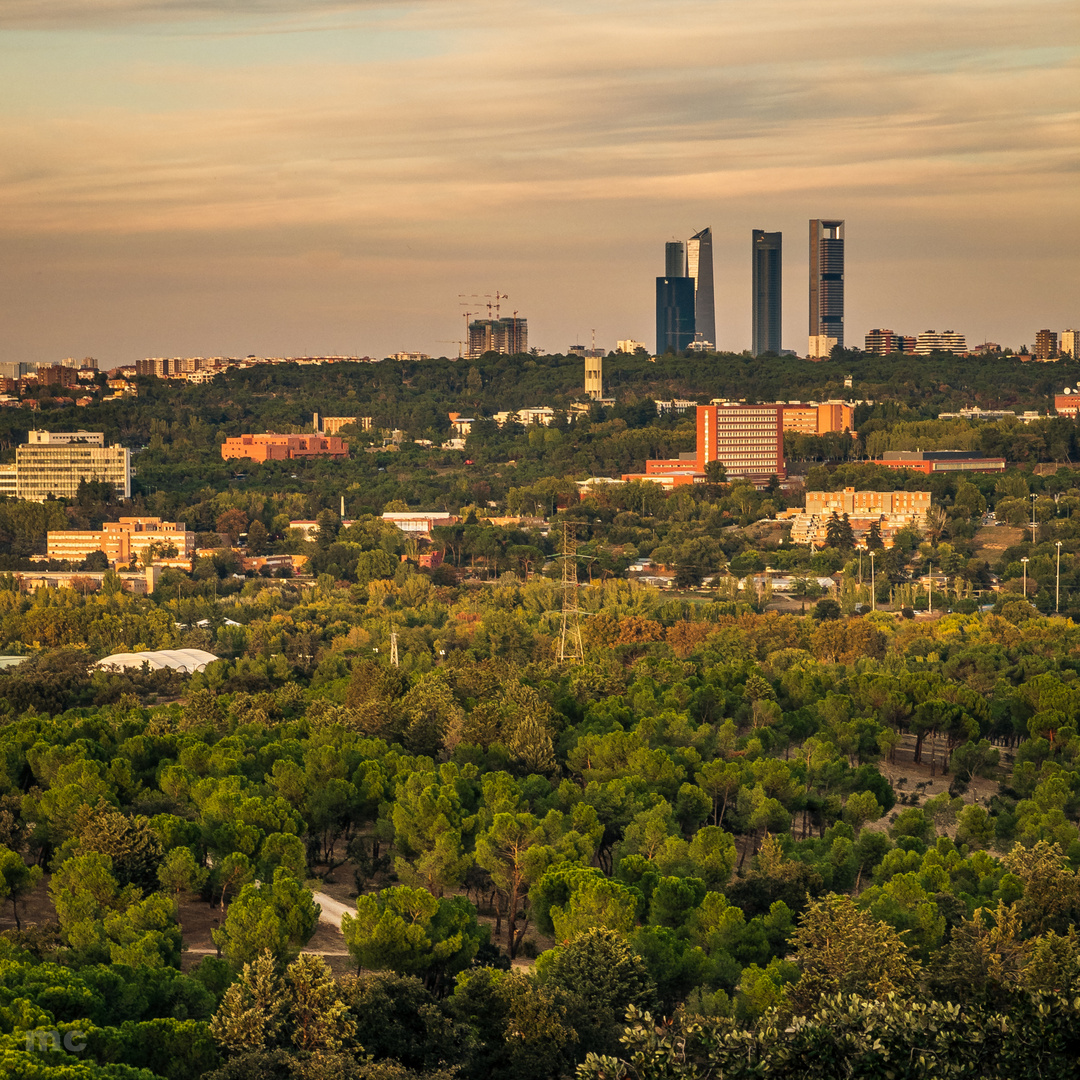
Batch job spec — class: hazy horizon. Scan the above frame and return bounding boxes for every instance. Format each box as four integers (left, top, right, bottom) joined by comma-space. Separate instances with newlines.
1, 0, 1077, 365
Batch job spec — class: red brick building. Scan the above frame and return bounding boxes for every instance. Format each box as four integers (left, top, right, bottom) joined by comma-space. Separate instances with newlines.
623, 403, 784, 487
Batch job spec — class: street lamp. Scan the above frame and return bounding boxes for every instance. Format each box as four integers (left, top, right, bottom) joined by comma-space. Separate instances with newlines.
1021, 556, 1029, 598
1056, 541, 1063, 613
1030, 493, 1038, 543
870, 550, 876, 612
928, 561, 932, 616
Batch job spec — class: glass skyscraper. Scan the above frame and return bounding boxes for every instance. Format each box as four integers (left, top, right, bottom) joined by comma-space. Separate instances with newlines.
752, 229, 782, 356
809, 219, 844, 350
655, 277, 696, 354
687, 228, 715, 348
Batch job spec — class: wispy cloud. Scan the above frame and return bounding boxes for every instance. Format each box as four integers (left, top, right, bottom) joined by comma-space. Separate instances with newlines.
0, 0, 1076, 358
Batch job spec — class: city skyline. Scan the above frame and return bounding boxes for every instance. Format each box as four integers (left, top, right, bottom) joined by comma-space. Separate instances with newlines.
0, 0, 1076, 363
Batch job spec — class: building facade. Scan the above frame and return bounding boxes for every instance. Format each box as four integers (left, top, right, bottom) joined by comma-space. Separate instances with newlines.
781, 401, 854, 436
751, 229, 782, 357
13, 430, 130, 501
875, 450, 1005, 474
914, 330, 967, 355
655, 277, 696, 354
1061, 330, 1079, 360
687, 227, 716, 348
312, 413, 358, 436
47, 517, 194, 566
221, 434, 349, 462
864, 329, 917, 356
665, 241, 686, 277
584, 353, 603, 399
1035, 330, 1059, 361
788, 487, 931, 548
809, 219, 844, 352
622, 403, 784, 486
466, 317, 527, 359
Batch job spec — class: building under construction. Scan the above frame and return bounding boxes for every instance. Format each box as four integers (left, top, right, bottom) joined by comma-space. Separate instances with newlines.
467, 317, 528, 359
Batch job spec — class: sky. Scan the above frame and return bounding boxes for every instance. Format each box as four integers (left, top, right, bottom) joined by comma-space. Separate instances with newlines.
0, 0, 1077, 365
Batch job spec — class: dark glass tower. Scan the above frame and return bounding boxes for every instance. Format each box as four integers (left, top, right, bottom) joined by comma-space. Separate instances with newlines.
809, 219, 844, 348
665, 241, 686, 278
751, 229, 782, 356
687, 228, 716, 347
655, 277, 696, 354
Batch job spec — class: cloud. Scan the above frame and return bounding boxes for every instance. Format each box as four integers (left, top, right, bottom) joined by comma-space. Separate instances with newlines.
0, 0, 1076, 358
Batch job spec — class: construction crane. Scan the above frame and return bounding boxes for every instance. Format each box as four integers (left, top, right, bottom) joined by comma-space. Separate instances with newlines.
437, 340, 466, 359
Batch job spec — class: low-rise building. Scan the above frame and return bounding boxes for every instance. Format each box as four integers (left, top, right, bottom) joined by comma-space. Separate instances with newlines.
381, 511, 458, 534
875, 450, 1006, 474
47, 517, 194, 566
787, 487, 930, 548
221, 434, 349, 462
781, 400, 854, 436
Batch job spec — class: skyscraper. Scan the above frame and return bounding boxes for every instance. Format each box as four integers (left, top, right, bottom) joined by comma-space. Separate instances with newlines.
687, 228, 716, 348
665, 241, 686, 278
809, 219, 844, 353
751, 230, 782, 356
656, 278, 696, 354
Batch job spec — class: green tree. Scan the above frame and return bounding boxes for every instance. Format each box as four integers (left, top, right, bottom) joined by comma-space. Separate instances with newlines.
212, 870, 319, 967
211, 949, 287, 1053
534, 927, 656, 1056
788, 893, 921, 1012
342, 885, 486, 992
474, 812, 545, 958
286, 953, 357, 1053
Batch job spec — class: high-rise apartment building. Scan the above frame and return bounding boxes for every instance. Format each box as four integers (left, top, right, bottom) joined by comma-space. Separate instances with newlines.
6, 430, 130, 502
1035, 329, 1059, 361
809, 219, 844, 352
914, 330, 967, 355
467, 317, 528, 359
864, 329, 916, 355
687, 228, 716, 349
751, 230, 782, 356
1062, 330, 1079, 360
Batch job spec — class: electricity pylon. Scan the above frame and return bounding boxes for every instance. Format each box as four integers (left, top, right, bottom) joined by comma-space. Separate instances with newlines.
558, 522, 585, 663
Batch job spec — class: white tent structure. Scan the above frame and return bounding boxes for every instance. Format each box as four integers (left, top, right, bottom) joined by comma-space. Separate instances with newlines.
94, 648, 219, 674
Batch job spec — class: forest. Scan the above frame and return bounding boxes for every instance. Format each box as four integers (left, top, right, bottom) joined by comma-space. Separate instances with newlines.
2, 354, 1080, 1076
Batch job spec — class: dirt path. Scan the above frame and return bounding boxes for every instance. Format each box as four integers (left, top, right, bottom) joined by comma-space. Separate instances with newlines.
312, 890, 351, 932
